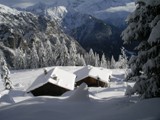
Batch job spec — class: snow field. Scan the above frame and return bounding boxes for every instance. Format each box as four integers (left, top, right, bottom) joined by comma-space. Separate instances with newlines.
0, 67, 160, 120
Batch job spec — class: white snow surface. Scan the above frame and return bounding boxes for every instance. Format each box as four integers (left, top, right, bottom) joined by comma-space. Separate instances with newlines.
67, 83, 90, 101
0, 4, 20, 15
0, 66, 160, 120
47, 6, 68, 22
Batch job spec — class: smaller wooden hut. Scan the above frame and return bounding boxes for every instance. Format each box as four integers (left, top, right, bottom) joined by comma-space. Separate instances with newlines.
26, 67, 76, 96
74, 66, 112, 87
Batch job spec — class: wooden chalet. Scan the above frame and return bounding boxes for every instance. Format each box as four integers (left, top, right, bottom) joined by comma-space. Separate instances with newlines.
74, 66, 112, 87
26, 67, 76, 96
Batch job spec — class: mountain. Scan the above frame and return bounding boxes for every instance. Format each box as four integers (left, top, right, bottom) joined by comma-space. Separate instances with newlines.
23, 0, 136, 59
25, 0, 135, 27
0, 4, 86, 68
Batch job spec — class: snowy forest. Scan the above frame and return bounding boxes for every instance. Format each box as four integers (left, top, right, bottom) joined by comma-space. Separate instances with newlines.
1, 39, 127, 70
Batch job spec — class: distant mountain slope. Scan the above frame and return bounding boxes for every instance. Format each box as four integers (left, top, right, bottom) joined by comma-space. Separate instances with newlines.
0, 4, 86, 68
25, 0, 135, 27
25, 0, 134, 57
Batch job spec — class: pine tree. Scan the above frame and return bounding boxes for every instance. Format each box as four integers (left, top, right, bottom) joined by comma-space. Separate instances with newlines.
25, 48, 31, 69
95, 53, 100, 67
76, 54, 86, 66
88, 49, 95, 66
57, 40, 70, 66
14, 48, 26, 69
100, 53, 107, 68
69, 41, 78, 66
121, 0, 160, 98
121, 47, 128, 69
0, 59, 12, 90
44, 40, 54, 66
84, 53, 90, 65
52, 38, 62, 65
107, 59, 111, 69
37, 42, 47, 67
116, 47, 128, 69
110, 55, 116, 69
30, 42, 39, 69
80, 55, 86, 66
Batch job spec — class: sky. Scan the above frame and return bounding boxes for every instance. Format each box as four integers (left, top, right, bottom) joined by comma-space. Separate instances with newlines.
0, 0, 136, 12
106, 2, 135, 13
0, 0, 53, 8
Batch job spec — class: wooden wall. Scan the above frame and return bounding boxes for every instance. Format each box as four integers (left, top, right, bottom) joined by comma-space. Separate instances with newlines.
31, 82, 69, 96
76, 77, 108, 87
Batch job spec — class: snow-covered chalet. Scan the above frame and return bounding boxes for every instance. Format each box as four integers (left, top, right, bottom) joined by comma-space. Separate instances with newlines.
74, 66, 112, 87
26, 67, 76, 96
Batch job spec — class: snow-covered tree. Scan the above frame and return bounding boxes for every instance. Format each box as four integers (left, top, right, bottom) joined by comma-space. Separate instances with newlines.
37, 42, 47, 68
84, 53, 90, 65
116, 47, 128, 69
95, 53, 100, 67
107, 60, 111, 69
0, 59, 12, 90
44, 40, 54, 66
25, 48, 31, 69
30, 42, 39, 69
76, 54, 86, 66
121, 47, 128, 68
121, 0, 160, 98
110, 55, 116, 69
88, 49, 95, 66
100, 53, 107, 68
52, 38, 62, 65
57, 40, 70, 66
69, 41, 78, 66
14, 48, 26, 69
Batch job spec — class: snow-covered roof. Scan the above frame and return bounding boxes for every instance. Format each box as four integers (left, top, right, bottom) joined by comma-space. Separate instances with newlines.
26, 67, 76, 92
74, 66, 112, 83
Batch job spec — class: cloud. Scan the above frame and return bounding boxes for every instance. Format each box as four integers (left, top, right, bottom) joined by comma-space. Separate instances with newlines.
13, 2, 35, 8
106, 2, 136, 13
0, 0, 54, 8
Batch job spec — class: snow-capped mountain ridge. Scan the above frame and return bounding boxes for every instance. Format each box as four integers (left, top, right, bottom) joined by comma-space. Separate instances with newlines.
26, 0, 135, 22
0, 4, 20, 15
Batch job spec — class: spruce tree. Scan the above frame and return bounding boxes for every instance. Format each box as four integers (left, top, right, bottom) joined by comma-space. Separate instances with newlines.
0, 59, 12, 90
14, 48, 26, 69
37, 42, 47, 68
44, 40, 54, 66
121, 0, 160, 98
88, 49, 95, 66
110, 55, 116, 69
30, 42, 39, 69
69, 41, 78, 66
116, 47, 128, 69
100, 53, 107, 68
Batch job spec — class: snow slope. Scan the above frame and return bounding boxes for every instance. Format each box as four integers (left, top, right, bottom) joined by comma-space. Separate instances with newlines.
0, 67, 160, 120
